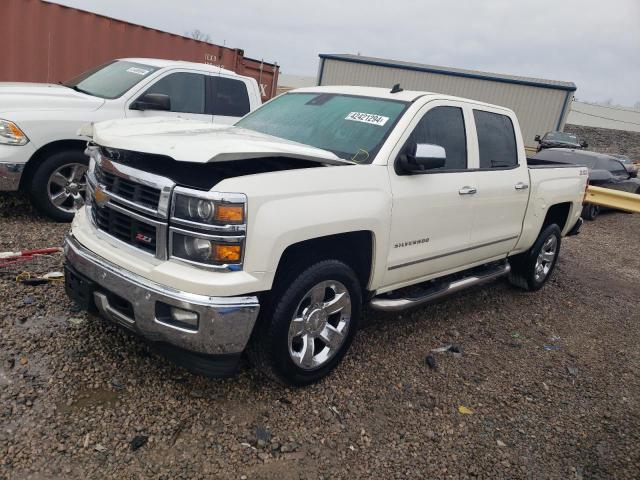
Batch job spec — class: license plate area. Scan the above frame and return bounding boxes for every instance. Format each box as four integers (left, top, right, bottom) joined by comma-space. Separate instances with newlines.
64, 264, 97, 312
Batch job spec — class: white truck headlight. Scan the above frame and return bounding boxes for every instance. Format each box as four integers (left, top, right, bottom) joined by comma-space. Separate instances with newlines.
171, 230, 243, 266
172, 190, 245, 225
0, 119, 29, 146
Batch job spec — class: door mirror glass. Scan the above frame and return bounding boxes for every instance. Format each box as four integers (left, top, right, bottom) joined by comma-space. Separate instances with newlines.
397, 143, 446, 174
131, 93, 171, 111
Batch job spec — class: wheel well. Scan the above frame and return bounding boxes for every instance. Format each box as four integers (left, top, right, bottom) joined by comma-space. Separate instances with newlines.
542, 203, 571, 232
274, 231, 374, 292
19, 140, 87, 191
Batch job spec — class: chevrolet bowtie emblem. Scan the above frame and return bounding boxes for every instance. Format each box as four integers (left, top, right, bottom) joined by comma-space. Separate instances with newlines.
93, 184, 110, 208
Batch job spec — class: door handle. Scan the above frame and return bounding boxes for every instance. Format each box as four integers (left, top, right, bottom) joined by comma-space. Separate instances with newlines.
458, 186, 477, 195
515, 182, 529, 190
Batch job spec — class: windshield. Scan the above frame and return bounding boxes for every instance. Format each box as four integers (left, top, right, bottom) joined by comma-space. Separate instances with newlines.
544, 131, 579, 143
64, 61, 160, 99
235, 92, 408, 162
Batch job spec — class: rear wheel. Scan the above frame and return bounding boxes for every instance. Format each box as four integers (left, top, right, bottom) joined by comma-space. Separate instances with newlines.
582, 203, 600, 221
29, 150, 88, 222
248, 260, 362, 386
509, 224, 561, 291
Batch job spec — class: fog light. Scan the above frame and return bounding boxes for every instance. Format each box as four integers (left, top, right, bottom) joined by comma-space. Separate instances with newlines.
156, 302, 199, 331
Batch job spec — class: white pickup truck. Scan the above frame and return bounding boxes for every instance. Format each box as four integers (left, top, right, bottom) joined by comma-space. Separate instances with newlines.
0, 58, 261, 221
64, 86, 587, 385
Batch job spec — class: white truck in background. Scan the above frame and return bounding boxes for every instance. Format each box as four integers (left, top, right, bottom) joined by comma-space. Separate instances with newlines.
0, 58, 262, 221
64, 86, 588, 386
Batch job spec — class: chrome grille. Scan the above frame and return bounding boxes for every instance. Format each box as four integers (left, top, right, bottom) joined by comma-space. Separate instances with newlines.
91, 202, 157, 254
94, 167, 161, 210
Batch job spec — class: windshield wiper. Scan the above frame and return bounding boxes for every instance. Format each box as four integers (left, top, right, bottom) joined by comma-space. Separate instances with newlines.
59, 82, 93, 96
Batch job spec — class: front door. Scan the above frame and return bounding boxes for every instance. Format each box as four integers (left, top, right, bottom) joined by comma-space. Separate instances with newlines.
126, 71, 213, 122
384, 102, 478, 289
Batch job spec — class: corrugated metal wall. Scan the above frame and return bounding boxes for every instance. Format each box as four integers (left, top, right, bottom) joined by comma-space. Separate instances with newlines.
1, 0, 279, 100
320, 58, 572, 148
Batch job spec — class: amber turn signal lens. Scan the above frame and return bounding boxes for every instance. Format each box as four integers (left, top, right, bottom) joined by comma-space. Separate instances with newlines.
212, 244, 242, 262
214, 204, 244, 223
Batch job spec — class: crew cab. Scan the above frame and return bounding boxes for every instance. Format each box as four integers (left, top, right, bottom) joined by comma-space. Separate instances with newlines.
0, 58, 262, 221
64, 86, 588, 385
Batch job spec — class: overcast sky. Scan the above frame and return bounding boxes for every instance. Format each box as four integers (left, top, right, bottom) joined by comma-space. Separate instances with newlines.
48, 0, 640, 106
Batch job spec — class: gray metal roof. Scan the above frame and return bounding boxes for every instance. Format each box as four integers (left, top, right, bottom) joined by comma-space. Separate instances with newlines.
319, 54, 577, 92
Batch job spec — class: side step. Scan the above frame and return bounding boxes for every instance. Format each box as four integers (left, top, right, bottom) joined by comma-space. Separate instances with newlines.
369, 262, 511, 312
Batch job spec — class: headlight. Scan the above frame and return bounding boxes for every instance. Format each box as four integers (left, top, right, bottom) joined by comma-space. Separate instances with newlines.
172, 189, 245, 226
0, 119, 29, 146
171, 230, 243, 266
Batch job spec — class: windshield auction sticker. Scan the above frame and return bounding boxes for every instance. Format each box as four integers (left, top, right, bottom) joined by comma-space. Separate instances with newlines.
126, 67, 150, 76
345, 112, 389, 126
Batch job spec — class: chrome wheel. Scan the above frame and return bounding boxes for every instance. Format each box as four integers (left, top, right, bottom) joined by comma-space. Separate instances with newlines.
534, 234, 557, 282
288, 280, 351, 370
47, 163, 88, 214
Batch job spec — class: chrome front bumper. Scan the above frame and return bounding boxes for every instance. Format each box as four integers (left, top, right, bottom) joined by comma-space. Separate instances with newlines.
63, 234, 260, 356
0, 162, 25, 190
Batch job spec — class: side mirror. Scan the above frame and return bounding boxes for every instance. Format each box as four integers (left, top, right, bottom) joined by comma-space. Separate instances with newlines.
629, 170, 638, 178
581, 141, 588, 148
396, 143, 446, 175
534, 135, 541, 142
130, 93, 171, 111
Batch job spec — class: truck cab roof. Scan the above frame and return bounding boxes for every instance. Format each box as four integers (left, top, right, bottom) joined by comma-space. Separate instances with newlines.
118, 57, 239, 77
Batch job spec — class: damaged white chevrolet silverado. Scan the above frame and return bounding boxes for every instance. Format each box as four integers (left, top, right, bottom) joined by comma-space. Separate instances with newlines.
64, 85, 588, 385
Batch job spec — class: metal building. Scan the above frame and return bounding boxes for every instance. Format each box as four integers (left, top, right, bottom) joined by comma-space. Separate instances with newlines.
1, 0, 279, 100
318, 54, 577, 151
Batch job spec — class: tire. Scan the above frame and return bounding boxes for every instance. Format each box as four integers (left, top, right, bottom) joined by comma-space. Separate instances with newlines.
29, 150, 89, 222
582, 204, 600, 221
508, 224, 561, 291
248, 259, 362, 386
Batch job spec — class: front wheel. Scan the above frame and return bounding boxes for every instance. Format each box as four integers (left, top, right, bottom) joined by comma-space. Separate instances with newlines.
29, 150, 88, 222
509, 224, 561, 291
248, 260, 362, 386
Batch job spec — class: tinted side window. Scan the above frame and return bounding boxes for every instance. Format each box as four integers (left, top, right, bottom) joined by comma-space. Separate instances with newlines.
212, 77, 250, 117
143, 72, 206, 114
474, 110, 518, 168
407, 106, 467, 170
602, 158, 627, 175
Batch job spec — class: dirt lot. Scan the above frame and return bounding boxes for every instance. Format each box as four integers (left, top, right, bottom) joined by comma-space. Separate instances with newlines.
1, 193, 638, 480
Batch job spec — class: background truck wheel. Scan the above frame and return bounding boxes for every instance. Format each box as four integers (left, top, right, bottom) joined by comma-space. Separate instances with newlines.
248, 260, 362, 386
582, 203, 600, 221
29, 150, 88, 222
508, 224, 561, 291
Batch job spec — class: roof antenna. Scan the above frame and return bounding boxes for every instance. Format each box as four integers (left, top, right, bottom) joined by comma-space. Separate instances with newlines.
390, 83, 403, 93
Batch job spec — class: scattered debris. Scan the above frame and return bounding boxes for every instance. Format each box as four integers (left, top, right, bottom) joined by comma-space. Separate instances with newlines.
425, 355, 437, 370
23, 295, 34, 305
19, 357, 28, 365
458, 405, 473, 415
496, 439, 506, 447
511, 332, 521, 339
111, 378, 124, 391
94, 444, 107, 452
549, 335, 561, 342
67, 317, 85, 326
130, 435, 148, 451
431, 344, 453, 353
278, 397, 292, 405
543, 345, 562, 351
328, 406, 342, 421
83, 434, 90, 449
567, 366, 578, 376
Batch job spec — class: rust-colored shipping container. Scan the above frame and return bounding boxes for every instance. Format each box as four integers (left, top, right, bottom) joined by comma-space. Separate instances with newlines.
1, 0, 279, 100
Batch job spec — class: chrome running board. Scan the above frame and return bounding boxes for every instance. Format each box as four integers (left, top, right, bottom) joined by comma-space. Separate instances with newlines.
369, 262, 511, 312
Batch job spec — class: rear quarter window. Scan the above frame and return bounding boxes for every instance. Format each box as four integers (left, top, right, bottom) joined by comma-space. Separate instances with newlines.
474, 110, 518, 169
212, 77, 251, 117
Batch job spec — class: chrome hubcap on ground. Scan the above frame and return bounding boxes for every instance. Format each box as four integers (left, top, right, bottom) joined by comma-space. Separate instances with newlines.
47, 163, 88, 213
288, 280, 351, 370
534, 235, 557, 282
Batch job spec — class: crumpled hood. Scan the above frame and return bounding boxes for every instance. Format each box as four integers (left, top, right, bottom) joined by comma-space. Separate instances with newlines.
0, 82, 104, 114
90, 117, 353, 165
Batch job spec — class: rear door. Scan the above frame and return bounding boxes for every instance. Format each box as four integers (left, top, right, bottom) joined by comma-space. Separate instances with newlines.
384, 101, 478, 288
210, 75, 252, 124
126, 70, 213, 122
466, 108, 530, 262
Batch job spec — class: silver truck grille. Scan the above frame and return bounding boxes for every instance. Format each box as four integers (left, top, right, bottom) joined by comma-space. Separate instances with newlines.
86, 153, 174, 259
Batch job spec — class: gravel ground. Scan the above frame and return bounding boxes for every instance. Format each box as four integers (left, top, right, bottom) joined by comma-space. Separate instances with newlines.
1, 193, 639, 479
